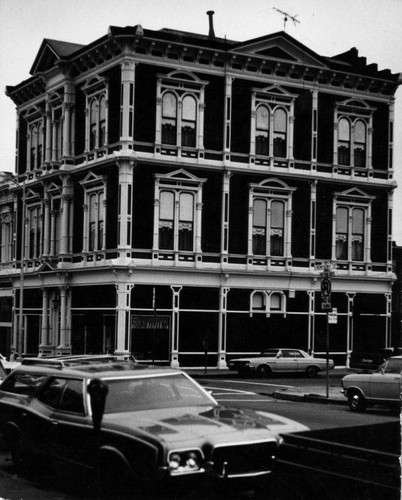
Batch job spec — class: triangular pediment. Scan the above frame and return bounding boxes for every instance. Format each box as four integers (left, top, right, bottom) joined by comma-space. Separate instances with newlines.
30, 39, 84, 75
231, 32, 327, 68
335, 187, 375, 202
156, 169, 206, 184
37, 261, 56, 273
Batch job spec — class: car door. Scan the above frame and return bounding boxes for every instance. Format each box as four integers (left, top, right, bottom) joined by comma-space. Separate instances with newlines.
368, 359, 401, 402
46, 377, 96, 470
279, 350, 300, 373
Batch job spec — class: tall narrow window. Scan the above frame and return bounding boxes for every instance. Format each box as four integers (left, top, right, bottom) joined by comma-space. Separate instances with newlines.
99, 96, 106, 147
30, 126, 37, 171
255, 106, 269, 156
273, 108, 287, 158
336, 207, 348, 260
155, 169, 205, 254
252, 199, 267, 255
270, 200, 284, 256
159, 191, 174, 250
178, 193, 194, 250
28, 205, 42, 259
352, 208, 364, 261
181, 96, 196, 147
88, 192, 104, 252
338, 118, 351, 165
354, 120, 366, 168
37, 124, 43, 169
162, 93, 177, 145
90, 100, 97, 150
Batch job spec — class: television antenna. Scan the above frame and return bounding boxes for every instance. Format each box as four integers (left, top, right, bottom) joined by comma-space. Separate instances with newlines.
273, 7, 300, 31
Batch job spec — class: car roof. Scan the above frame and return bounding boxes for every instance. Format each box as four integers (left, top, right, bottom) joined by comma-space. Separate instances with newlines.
10, 361, 183, 380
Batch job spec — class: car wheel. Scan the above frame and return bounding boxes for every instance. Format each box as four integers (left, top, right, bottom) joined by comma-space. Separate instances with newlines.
306, 366, 319, 378
257, 365, 272, 378
348, 390, 367, 412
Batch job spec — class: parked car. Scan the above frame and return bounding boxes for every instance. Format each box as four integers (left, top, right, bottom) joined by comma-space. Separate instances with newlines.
341, 356, 402, 412
0, 358, 308, 497
228, 348, 334, 378
0, 359, 6, 381
0, 354, 20, 373
349, 348, 397, 372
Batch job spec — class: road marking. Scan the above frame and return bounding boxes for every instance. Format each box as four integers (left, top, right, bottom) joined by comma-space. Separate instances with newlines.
201, 378, 296, 389
204, 385, 255, 395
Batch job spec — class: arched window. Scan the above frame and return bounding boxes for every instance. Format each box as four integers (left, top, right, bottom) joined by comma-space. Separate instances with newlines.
270, 293, 282, 311
90, 100, 97, 150
252, 199, 267, 255
255, 105, 269, 156
178, 192, 194, 251
159, 191, 175, 249
162, 93, 177, 145
354, 120, 366, 168
335, 207, 348, 260
252, 292, 266, 310
273, 108, 287, 158
88, 191, 104, 252
338, 118, 351, 165
30, 126, 38, 171
181, 96, 196, 147
99, 96, 106, 147
270, 200, 284, 256
352, 208, 364, 261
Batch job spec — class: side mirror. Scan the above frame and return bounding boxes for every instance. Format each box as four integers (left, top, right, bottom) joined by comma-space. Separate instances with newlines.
88, 379, 108, 434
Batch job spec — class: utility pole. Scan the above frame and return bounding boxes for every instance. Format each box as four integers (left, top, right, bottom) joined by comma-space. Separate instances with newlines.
320, 262, 336, 398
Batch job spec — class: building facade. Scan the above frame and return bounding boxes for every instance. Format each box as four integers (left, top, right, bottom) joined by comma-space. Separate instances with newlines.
0, 18, 401, 367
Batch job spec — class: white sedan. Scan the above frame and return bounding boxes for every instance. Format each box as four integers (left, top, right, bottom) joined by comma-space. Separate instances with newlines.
341, 356, 401, 412
228, 348, 334, 378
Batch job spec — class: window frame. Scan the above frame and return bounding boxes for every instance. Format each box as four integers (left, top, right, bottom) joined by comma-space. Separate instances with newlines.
153, 169, 206, 254
83, 77, 109, 152
156, 71, 208, 151
250, 86, 296, 160
80, 172, 107, 253
250, 290, 286, 316
332, 188, 375, 263
248, 178, 296, 259
334, 99, 374, 169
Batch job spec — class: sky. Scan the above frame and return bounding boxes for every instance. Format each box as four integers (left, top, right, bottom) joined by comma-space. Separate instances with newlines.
0, 0, 401, 243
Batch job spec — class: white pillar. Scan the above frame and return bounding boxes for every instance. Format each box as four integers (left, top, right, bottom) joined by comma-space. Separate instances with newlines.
115, 281, 133, 355
170, 286, 182, 368
217, 287, 229, 369
117, 160, 134, 253
120, 55, 136, 150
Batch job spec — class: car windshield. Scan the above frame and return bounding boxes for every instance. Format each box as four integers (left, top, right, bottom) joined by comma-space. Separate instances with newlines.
377, 358, 402, 374
103, 373, 214, 413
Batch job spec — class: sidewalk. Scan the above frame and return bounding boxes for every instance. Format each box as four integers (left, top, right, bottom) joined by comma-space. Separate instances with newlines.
186, 367, 349, 404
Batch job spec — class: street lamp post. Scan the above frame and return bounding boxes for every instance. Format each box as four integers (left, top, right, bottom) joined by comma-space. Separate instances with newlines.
0, 172, 25, 360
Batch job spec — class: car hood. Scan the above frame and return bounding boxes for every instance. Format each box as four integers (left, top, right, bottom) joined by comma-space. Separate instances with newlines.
102, 405, 308, 447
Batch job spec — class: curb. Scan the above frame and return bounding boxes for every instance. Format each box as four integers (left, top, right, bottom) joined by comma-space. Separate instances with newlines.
272, 389, 346, 404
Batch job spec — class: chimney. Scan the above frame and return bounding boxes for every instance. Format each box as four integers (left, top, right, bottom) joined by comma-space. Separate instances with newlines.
207, 11, 215, 38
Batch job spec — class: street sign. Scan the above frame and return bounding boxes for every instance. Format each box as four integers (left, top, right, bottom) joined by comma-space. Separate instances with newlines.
328, 309, 338, 324
321, 296, 331, 310
321, 277, 331, 296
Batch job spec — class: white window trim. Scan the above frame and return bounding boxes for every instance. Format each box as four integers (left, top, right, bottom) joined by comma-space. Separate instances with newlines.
155, 71, 208, 151
80, 172, 107, 253
250, 85, 296, 160
0, 207, 13, 263
250, 290, 286, 317
248, 178, 296, 258
333, 98, 375, 169
332, 187, 375, 263
83, 77, 109, 152
153, 169, 206, 253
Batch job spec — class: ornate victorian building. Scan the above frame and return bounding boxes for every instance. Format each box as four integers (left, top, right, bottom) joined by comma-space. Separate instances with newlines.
0, 16, 400, 366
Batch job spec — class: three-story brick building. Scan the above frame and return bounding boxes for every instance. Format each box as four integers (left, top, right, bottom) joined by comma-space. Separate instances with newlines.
0, 18, 400, 367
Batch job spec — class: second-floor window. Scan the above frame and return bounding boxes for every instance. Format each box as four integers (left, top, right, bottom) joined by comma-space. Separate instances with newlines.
154, 169, 206, 254
248, 178, 295, 259
332, 188, 374, 263
0, 209, 13, 263
27, 204, 42, 259
80, 172, 107, 253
